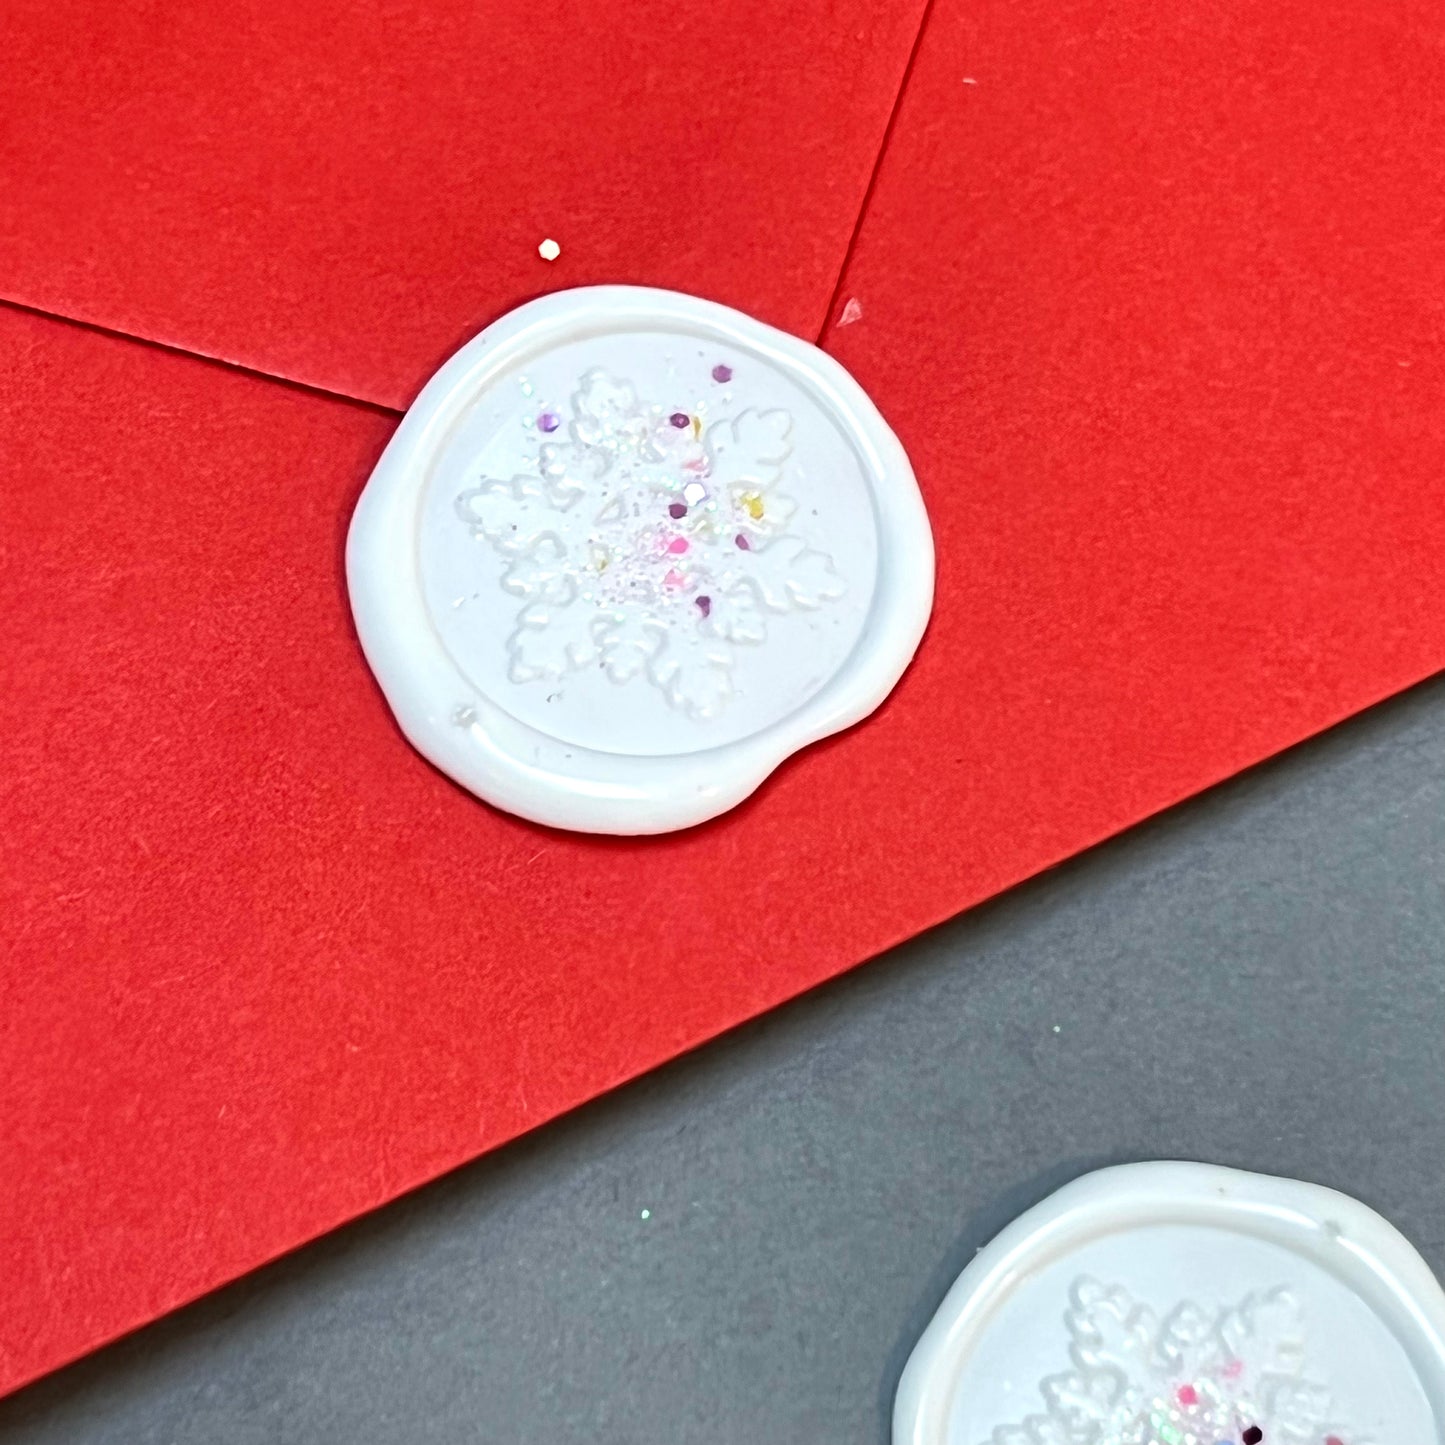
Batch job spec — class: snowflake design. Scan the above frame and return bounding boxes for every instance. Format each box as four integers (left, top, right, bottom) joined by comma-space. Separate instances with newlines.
985, 1277, 1362, 1445
455, 368, 845, 718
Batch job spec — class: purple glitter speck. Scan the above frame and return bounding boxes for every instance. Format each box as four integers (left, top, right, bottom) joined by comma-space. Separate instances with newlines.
669, 502, 687, 519
669, 411, 690, 428
696, 595, 712, 618
711, 364, 733, 383
734, 532, 750, 550
537, 412, 560, 433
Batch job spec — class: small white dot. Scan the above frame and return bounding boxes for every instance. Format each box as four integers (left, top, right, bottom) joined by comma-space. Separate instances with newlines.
640, 1208, 651, 1220
538, 237, 561, 262
1051, 1025, 1061, 1034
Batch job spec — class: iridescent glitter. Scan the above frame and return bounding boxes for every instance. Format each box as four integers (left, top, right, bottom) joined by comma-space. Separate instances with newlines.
982, 1277, 1356, 1445
711, 363, 733, 382
669, 411, 690, 428
455, 368, 844, 719
537, 411, 560, 433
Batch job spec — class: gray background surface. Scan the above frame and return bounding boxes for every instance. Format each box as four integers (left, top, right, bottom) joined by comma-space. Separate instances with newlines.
4, 675, 1443, 1444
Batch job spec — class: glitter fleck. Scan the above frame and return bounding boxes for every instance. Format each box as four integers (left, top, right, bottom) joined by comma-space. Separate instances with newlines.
696, 595, 711, 618
682, 481, 707, 505
537, 411, 560, 433
667, 536, 689, 555
839, 296, 863, 326
451, 705, 477, 728
711, 363, 733, 382
639, 1208, 650, 1220
669, 411, 690, 428
734, 532, 750, 550
742, 490, 765, 520
1150, 1411, 1182, 1445
663, 568, 685, 588
668, 502, 688, 519
1176, 1385, 1197, 1407
538, 237, 561, 261
1242, 1429, 1262, 1445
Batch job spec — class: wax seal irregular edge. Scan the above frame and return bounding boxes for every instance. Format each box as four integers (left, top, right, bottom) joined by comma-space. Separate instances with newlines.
346, 285, 935, 835
892, 1161, 1445, 1445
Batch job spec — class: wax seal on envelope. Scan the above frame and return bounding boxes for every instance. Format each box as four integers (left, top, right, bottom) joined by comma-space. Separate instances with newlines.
895, 1162, 1445, 1445
348, 286, 933, 833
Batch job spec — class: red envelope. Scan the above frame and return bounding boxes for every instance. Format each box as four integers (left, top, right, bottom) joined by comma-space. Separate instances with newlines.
0, 0, 928, 408
818, 0, 1445, 852
4, 0, 1445, 1402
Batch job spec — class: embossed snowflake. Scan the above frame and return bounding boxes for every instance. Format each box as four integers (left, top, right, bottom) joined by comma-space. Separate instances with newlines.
456, 368, 845, 718
986, 1277, 1361, 1445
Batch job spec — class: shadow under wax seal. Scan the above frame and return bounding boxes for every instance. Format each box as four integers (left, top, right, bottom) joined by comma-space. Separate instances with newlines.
346, 285, 933, 834
894, 1162, 1445, 1445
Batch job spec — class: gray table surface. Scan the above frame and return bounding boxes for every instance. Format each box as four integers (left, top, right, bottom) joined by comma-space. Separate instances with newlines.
5, 675, 1443, 1445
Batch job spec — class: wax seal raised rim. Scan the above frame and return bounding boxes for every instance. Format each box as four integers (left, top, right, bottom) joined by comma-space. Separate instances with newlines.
347, 285, 934, 834
893, 1161, 1445, 1445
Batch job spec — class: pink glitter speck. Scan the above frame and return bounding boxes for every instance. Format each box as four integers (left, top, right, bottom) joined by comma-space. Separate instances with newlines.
664, 568, 685, 588
668, 502, 687, 519
1176, 1385, 1197, 1407
1222, 1359, 1244, 1380
536, 411, 560, 433
668, 536, 689, 554
711, 364, 732, 382
734, 533, 750, 550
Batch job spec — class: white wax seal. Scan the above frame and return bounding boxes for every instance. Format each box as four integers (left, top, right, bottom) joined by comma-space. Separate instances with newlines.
347, 286, 933, 833
895, 1162, 1445, 1445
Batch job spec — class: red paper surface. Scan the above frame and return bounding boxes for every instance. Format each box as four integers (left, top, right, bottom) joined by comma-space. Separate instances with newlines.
816, 0, 1445, 840
0, 0, 927, 408
4, 0, 1445, 1402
